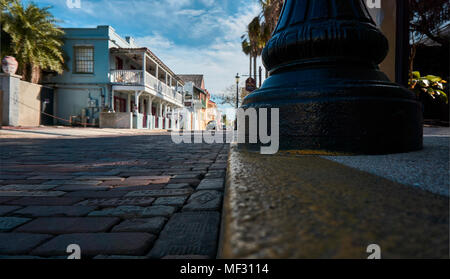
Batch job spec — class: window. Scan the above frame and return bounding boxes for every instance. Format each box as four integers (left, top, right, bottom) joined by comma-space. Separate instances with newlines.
74, 46, 94, 74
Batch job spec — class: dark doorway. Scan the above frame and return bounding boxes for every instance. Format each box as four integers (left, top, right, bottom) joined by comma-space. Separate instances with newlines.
40, 87, 54, 126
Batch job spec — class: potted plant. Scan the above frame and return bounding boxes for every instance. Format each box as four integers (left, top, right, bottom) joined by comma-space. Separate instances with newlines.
409, 71, 449, 123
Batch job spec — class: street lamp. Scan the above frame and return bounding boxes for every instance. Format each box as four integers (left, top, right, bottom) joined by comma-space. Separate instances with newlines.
235, 73, 240, 130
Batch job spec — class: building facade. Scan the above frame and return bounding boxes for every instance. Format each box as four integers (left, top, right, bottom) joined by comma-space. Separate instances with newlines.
44, 25, 185, 129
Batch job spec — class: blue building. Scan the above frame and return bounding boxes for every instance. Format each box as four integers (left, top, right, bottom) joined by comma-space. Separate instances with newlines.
44, 25, 185, 129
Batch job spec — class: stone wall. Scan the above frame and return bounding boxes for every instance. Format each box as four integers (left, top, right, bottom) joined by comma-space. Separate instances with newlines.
0, 74, 44, 127
100, 112, 132, 129
17, 80, 42, 126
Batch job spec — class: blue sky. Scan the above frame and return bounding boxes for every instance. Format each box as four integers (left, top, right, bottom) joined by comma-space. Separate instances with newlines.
31, 0, 263, 101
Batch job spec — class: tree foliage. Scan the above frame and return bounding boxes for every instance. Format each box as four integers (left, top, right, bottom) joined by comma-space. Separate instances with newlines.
213, 84, 251, 108
1, 0, 65, 83
410, 0, 450, 47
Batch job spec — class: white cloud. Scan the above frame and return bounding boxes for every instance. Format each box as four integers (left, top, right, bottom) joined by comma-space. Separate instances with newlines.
135, 33, 174, 49
37, 0, 264, 101
135, 2, 263, 97
176, 9, 206, 17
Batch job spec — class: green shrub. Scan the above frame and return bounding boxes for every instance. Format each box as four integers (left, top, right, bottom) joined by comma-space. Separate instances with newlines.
409, 71, 448, 104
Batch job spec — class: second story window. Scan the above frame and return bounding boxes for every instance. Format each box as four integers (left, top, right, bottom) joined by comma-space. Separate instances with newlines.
74, 46, 94, 74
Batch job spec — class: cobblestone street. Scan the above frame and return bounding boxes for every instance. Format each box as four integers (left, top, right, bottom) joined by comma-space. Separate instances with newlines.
0, 130, 228, 259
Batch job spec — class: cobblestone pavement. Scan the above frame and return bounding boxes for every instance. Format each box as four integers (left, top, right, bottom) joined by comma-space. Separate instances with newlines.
0, 131, 229, 259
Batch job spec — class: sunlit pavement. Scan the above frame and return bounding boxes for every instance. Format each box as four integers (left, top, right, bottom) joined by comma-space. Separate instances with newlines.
0, 126, 449, 259
0, 128, 228, 258
220, 126, 449, 259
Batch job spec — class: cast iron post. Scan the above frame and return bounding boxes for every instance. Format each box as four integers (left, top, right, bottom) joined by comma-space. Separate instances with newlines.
241, 0, 423, 154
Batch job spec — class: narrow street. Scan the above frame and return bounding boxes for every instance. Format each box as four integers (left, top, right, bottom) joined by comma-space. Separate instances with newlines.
0, 128, 228, 258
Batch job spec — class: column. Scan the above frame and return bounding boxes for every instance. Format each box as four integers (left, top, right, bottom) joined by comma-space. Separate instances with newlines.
111, 89, 115, 112
158, 102, 163, 129
142, 53, 147, 86
126, 93, 131, 113
148, 97, 153, 129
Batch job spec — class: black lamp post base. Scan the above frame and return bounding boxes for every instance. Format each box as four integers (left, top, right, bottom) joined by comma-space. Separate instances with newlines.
241, 65, 423, 155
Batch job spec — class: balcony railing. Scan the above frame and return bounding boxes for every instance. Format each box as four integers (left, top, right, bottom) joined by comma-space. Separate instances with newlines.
110, 70, 143, 85
111, 70, 183, 105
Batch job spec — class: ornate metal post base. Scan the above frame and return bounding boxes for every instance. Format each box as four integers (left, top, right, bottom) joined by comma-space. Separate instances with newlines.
241, 0, 423, 154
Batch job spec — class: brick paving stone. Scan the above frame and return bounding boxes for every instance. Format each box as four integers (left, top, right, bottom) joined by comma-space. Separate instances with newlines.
43, 180, 102, 186
168, 178, 201, 187
28, 175, 74, 180
0, 217, 31, 232
208, 164, 227, 171
31, 233, 155, 257
73, 171, 121, 176
0, 185, 58, 191
196, 179, 225, 191
0, 233, 53, 255
0, 206, 21, 215
173, 173, 203, 179
0, 175, 30, 180
142, 206, 176, 217
88, 206, 148, 218
153, 197, 187, 207
0, 197, 19, 204
126, 176, 171, 184
75, 197, 155, 207
15, 217, 120, 234
13, 206, 97, 217
75, 176, 125, 181
118, 171, 164, 177
110, 184, 165, 191
125, 189, 192, 198
100, 180, 153, 187
182, 191, 223, 212
64, 191, 126, 199
0, 191, 66, 197
54, 185, 111, 191
205, 170, 226, 179
5, 197, 84, 206
165, 183, 192, 190
148, 212, 220, 258
192, 167, 208, 172
112, 217, 166, 234
0, 180, 47, 186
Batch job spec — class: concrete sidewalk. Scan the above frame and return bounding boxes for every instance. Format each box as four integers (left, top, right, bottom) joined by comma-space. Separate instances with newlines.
220, 127, 449, 259
0, 126, 169, 139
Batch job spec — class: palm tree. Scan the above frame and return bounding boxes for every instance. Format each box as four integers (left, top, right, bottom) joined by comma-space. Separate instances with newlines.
242, 16, 270, 82
259, 0, 285, 35
239, 0, 283, 82
241, 37, 252, 79
1, 1, 65, 83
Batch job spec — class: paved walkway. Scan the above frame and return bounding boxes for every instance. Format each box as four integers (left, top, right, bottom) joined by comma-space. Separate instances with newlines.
0, 128, 228, 258
221, 127, 449, 259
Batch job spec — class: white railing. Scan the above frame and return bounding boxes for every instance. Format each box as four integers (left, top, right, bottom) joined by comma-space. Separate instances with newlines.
145, 71, 183, 105
112, 70, 183, 106
110, 70, 143, 85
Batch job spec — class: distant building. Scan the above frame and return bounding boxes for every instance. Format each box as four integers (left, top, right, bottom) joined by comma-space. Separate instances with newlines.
43, 25, 185, 129
179, 74, 209, 130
